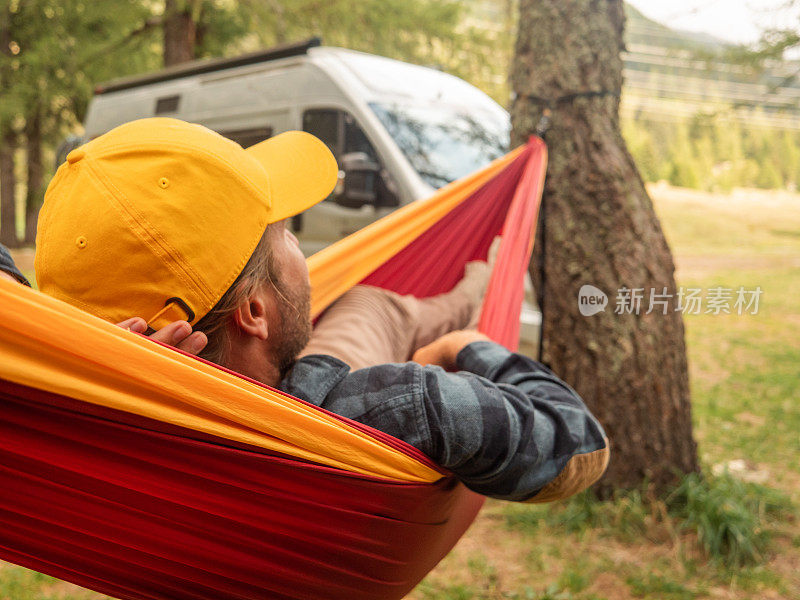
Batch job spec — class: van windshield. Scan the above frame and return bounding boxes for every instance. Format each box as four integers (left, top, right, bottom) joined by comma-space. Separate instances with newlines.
369, 102, 509, 188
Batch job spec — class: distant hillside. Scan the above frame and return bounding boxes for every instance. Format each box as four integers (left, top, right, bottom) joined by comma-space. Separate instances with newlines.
464, 0, 800, 190
620, 2, 800, 132
619, 4, 800, 191
624, 4, 732, 54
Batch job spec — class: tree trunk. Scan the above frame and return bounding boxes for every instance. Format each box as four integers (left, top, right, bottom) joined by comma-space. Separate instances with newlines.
266, 0, 288, 44
24, 110, 43, 245
0, 131, 18, 248
511, 0, 698, 494
0, 4, 18, 248
163, 0, 198, 66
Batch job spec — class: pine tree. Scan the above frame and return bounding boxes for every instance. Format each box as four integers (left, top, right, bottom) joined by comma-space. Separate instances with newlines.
511, 0, 699, 494
1, 0, 159, 244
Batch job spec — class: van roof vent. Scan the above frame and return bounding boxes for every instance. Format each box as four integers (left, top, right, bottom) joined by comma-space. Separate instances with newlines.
94, 37, 321, 96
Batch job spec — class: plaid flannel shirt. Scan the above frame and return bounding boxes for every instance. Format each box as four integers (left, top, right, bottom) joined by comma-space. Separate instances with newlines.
283, 341, 609, 502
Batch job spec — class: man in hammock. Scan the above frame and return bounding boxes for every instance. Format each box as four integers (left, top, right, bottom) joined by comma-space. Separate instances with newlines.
7, 118, 609, 503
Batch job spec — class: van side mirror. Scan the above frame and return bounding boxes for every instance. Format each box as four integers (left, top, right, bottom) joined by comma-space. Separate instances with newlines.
55, 135, 84, 170
337, 152, 379, 208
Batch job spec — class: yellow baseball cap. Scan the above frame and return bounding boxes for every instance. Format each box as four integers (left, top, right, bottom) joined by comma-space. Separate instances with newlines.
35, 117, 337, 329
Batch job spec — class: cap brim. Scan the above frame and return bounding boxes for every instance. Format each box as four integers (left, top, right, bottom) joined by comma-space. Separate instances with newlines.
245, 131, 338, 223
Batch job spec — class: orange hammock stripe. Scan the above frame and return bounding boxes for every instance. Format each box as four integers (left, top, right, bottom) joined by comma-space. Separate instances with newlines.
0, 277, 441, 483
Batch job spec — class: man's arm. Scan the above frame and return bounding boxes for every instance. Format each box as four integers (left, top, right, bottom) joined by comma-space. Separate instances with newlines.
413, 333, 609, 502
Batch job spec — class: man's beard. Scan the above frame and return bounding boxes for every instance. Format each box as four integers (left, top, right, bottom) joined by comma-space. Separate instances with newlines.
271, 273, 312, 378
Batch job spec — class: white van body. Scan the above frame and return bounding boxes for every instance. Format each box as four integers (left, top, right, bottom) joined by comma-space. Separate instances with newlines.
80, 41, 540, 355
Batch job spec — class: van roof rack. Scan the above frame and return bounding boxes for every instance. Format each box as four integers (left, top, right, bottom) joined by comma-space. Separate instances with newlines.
94, 37, 322, 95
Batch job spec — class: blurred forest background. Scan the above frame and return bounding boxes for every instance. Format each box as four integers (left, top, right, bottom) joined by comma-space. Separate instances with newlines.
3, 0, 800, 246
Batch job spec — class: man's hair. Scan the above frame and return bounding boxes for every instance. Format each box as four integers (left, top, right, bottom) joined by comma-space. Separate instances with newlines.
193, 227, 276, 365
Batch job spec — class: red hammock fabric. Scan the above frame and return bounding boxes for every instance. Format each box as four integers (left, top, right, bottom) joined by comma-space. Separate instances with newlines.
363, 137, 546, 349
0, 137, 546, 600
0, 378, 480, 600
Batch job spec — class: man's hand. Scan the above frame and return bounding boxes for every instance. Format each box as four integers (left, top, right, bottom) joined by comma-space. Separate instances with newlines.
412, 330, 491, 371
1, 271, 208, 356
117, 317, 208, 356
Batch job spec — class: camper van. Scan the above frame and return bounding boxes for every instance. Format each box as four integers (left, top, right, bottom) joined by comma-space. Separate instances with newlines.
71, 38, 540, 353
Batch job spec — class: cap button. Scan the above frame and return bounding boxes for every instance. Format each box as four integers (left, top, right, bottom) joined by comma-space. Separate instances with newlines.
66, 149, 85, 164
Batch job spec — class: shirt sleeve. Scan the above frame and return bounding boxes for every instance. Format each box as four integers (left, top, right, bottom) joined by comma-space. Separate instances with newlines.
417, 341, 609, 502
0, 243, 30, 286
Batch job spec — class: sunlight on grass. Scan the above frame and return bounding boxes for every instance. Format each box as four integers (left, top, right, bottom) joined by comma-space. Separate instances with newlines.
0, 566, 113, 600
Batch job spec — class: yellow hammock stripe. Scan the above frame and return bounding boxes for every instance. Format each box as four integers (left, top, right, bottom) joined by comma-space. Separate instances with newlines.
308, 146, 525, 318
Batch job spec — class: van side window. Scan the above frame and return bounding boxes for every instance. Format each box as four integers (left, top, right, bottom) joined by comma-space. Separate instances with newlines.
218, 127, 274, 149
302, 110, 341, 156
343, 113, 378, 163
303, 109, 398, 207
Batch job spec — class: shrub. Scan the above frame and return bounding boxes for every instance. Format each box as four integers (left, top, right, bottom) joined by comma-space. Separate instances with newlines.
665, 471, 794, 567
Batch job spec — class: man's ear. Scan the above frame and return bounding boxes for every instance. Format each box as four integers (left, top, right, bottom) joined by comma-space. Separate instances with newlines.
232, 290, 270, 340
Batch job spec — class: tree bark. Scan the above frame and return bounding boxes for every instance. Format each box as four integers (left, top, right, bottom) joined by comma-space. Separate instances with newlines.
163, 0, 198, 66
511, 0, 698, 494
0, 4, 18, 248
24, 110, 43, 245
0, 131, 18, 248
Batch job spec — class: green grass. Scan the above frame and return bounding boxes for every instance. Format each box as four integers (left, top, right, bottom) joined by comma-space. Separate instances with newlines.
0, 567, 112, 600
505, 471, 794, 569
667, 473, 793, 567
504, 488, 651, 542
625, 573, 698, 600
0, 569, 52, 600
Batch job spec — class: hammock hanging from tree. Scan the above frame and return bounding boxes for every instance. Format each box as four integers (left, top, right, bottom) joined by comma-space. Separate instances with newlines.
0, 137, 547, 600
